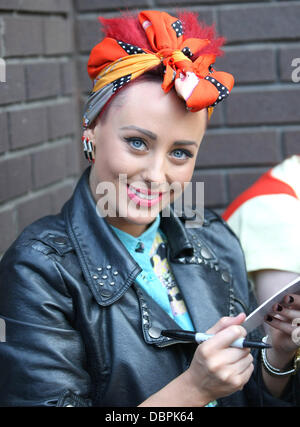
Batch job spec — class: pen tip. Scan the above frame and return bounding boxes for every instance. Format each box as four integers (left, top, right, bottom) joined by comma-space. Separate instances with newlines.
243, 340, 272, 349
255, 342, 272, 349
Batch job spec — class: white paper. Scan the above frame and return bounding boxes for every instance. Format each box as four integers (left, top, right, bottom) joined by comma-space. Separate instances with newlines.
242, 275, 300, 333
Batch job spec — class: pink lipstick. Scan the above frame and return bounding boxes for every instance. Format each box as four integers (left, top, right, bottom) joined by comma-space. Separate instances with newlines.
127, 185, 163, 208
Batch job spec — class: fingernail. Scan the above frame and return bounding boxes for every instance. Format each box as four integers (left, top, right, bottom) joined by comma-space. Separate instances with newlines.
265, 315, 273, 322
288, 296, 294, 304
276, 304, 283, 312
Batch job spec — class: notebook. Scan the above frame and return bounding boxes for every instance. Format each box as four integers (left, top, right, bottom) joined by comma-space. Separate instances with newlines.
242, 276, 300, 333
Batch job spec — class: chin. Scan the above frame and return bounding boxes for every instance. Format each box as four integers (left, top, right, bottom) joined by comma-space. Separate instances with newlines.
124, 207, 161, 225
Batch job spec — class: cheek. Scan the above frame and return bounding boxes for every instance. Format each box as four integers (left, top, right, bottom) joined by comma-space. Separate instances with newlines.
171, 160, 196, 186
94, 140, 139, 180
166, 161, 197, 204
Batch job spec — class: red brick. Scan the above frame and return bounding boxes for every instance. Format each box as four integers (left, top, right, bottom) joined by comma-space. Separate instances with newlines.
50, 181, 75, 214
279, 46, 300, 83
16, 192, 52, 234
219, 4, 300, 43
9, 107, 48, 150
76, 18, 103, 53
0, 63, 26, 106
32, 144, 67, 189
61, 61, 76, 95
192, 170, 227, 208
78, 58, 93, 94
0, 0, 71, 12
0, 207, 17, 254
75, 0, 149, 11
207, 103, 224, 128
283, 130, 300, 158
0, 112, 9, 154
226, 88, 300, 126
0, 155, 32, 203
65, 140, 81, 177
25, 62, 61, 100
3, 16, 44, 57
217, 47, 276, 85
48, 102, 76, 140
157, 0, 249, 4
44, 17, 73, 55
227, 169, 268, 204
197, 130, 280, 168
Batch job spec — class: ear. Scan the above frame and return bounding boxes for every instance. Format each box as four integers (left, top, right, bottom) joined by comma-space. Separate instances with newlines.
83, 127, 95, 142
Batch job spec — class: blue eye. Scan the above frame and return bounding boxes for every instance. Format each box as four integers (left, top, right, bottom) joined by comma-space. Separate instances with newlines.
172, 149, 193, 159
125, 137, 146, 151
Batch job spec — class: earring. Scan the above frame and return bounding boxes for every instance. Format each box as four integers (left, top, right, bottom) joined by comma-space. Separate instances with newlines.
82, 136, 95, 163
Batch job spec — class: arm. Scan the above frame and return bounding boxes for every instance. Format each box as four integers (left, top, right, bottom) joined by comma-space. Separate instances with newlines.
252, 269, 300, 398
253, 269, 299, 307
0, 244, 92, 407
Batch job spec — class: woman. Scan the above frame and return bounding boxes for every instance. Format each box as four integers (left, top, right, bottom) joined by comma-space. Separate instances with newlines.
0, 10, 299, 407
223, 154, 300, 372
223, 154, 300, 304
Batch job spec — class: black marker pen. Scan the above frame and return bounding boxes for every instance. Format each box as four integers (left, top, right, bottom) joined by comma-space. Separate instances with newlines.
161, 329, 272, 349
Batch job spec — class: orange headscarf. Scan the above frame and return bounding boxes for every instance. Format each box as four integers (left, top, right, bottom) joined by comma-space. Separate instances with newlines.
83, 10, 234, 128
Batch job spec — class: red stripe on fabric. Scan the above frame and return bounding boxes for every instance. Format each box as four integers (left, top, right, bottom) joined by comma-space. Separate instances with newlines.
222, 170, 298, 221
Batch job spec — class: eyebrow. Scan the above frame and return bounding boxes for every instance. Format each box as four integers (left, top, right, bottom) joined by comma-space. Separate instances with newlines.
119, 125, 157, 140
173, 140, 198, 147
120, 125, 199, 147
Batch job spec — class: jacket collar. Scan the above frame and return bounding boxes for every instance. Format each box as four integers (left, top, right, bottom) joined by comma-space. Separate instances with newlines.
63, 167, 194, 307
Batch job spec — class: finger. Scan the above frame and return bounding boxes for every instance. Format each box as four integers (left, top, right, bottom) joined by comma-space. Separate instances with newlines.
271, 303, 300, 321
235, 362, 254, 389
282, 294, 300, 307
232, 352, 254, 376
217, 357, 254, 391
203, 324, 247, 353
206, 313, 246, 335
265, 314, 296, 335
212, 346, 251, 367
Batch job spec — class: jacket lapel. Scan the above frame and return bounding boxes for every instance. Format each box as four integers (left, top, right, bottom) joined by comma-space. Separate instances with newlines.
169, 260, 231, 333
63, 167, 141, 307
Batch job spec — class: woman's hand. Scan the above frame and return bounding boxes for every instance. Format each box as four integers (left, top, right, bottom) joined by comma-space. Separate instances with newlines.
139, 313, 254, 407
259, 293, 300, 398
185, 313, 254, 404
264, 293, 300, 361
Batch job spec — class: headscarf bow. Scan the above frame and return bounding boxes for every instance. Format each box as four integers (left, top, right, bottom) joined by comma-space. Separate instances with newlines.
83, 10, 234, 128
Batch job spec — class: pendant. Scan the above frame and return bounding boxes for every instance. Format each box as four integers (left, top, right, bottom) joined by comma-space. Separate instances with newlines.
135, 241, 145, 253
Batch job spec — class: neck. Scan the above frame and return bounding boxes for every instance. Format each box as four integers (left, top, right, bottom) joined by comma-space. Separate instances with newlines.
104, 216, 149, 237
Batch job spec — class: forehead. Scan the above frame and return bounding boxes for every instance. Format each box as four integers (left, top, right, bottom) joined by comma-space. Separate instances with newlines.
106, 79, 207, 138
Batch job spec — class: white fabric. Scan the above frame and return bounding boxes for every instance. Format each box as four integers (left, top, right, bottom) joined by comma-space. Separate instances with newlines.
271, 155, 300, 199
226, 155, 300, 275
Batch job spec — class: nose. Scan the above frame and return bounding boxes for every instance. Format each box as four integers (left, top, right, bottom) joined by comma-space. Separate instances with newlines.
140, 155, 168, 190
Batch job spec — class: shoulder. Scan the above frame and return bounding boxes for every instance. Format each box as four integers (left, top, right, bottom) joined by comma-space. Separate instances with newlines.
0, 212, 78, 324
186, 208, 243, 249
0, 211, 75, 298
183, 208, 248, 276
3, 211, 74, 262
181, 209, 251, 314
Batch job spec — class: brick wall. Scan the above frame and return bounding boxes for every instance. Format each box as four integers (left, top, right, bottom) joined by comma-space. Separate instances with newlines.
0, 0, 81, 256
0, 0, 300, 255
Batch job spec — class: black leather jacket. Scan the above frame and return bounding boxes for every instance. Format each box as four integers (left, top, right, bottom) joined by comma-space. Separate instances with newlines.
0, 167, 298, 407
